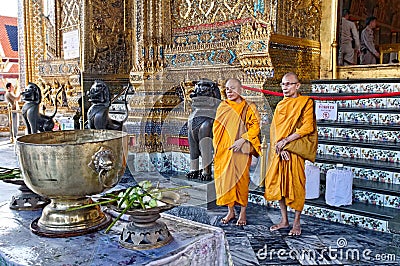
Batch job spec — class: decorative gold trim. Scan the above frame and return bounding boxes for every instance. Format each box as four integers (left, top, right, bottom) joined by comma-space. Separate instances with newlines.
379, 43, 400, 64
270, 34, 320, 49
337, 64, 400, 79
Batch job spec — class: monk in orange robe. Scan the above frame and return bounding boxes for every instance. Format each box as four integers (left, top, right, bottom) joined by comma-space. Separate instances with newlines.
264, 72, 317, 236
213, 78, 261, 226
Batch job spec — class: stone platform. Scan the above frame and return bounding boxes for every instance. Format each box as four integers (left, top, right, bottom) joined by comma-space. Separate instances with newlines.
0, 202, 228, 266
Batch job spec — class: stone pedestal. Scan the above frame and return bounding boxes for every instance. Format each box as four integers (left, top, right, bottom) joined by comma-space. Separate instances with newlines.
170, 175, 216, 210
0, 204, 229, 265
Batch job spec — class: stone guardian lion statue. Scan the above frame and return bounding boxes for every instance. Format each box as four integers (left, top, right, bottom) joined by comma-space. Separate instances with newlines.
186, 79, 221, 181
87, 80, 129, 131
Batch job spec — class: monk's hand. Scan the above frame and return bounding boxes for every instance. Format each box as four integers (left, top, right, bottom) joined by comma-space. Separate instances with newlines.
229, 138, 246, 152
280, 150, 290, 161
275, 138, 288, 154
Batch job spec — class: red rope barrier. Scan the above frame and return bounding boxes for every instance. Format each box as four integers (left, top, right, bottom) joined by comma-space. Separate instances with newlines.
242, 85, 400, 101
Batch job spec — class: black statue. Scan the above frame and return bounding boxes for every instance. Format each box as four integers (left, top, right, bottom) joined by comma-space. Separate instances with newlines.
21, 82, 60, 134
73, 96, 83, 129
87, 80, 129, 130
186, 79, 221, 181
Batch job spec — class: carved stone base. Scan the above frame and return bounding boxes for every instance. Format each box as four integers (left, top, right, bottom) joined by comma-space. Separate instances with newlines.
170, 175, 217, 210
119, 212, 173, 250
10, 191, 49, 211
3, 179, 49, 211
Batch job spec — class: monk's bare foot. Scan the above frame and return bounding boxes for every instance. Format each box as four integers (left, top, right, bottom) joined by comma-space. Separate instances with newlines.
288, 224, 301, 236
221, 213, 235, 224
236, 214, 247, 226
270, 222, 289, 231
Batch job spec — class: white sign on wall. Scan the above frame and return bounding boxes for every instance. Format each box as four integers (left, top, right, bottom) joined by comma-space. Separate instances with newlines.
63, 30, 80, 60
315, 102, 338, 120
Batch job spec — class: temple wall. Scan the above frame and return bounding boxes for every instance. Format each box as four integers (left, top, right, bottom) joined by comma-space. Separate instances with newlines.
19, 0, 323, 96
17, 0, 324, 151
84, 0, 132, 76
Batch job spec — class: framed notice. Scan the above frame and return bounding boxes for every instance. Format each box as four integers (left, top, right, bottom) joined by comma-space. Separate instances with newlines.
315, 102, 338, 120
63, 30, 80, 60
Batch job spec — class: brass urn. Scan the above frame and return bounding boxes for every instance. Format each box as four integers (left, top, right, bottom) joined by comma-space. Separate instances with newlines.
16, 129, 128, 237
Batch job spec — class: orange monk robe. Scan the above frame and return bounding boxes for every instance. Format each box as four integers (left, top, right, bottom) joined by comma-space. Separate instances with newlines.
213, 98, 261, 207
264, 95, 317, 211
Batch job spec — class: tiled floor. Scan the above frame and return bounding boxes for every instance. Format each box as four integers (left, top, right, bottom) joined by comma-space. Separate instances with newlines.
167, 204, 399, 265
1, 138, 399, 265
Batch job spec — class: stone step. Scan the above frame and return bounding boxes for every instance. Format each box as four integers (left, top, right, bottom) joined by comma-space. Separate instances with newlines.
317, 144, 400, 167
336, 107, 400, 113
318, 127, 400, 143
334, 112, 400, 125
315, 174, 400, 211
309, 92, 400, 98
306, 196, 397, 220
248, 189, 398, 233
315, 162, 398, 186
316, 154, 400, 172
307, 79, 400, 233
310, 78, 400, 93
318, 121, 400, 131
305, 196, 399, 234
319, 137, 400, 151
250, 182, 398, 219
320, 173, 400, 197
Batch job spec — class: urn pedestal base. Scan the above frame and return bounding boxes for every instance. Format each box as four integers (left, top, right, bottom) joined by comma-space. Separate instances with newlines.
30, 198, 112, 237
3, 179, 49, 211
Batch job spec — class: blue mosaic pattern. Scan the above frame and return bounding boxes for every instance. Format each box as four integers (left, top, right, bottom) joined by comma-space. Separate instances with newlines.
165, 49, 237, 67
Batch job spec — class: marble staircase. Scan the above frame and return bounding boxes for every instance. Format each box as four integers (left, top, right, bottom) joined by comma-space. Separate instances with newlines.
250, 78, 400, 234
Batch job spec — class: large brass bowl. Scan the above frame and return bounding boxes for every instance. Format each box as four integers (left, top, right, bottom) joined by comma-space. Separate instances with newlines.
16, 129, 128, 237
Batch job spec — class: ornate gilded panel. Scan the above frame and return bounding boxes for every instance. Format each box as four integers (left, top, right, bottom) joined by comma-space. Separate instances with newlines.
61, 0, 81, 31
275, 0, 321, 41
27, 0, 46, 81
18, 0, 26, 86
38, 60, 80, 77
86, 0, 132, 74
236, 21, 274, 82
172, 27, 241, 45
43, 0, 58, 58
165, 0, 321, 80
131, 0, 144, 72
171, 0, 267, 28
268, 39, 320, 84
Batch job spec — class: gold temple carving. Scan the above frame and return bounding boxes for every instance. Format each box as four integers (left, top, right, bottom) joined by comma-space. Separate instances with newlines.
19, 0, 328, 151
